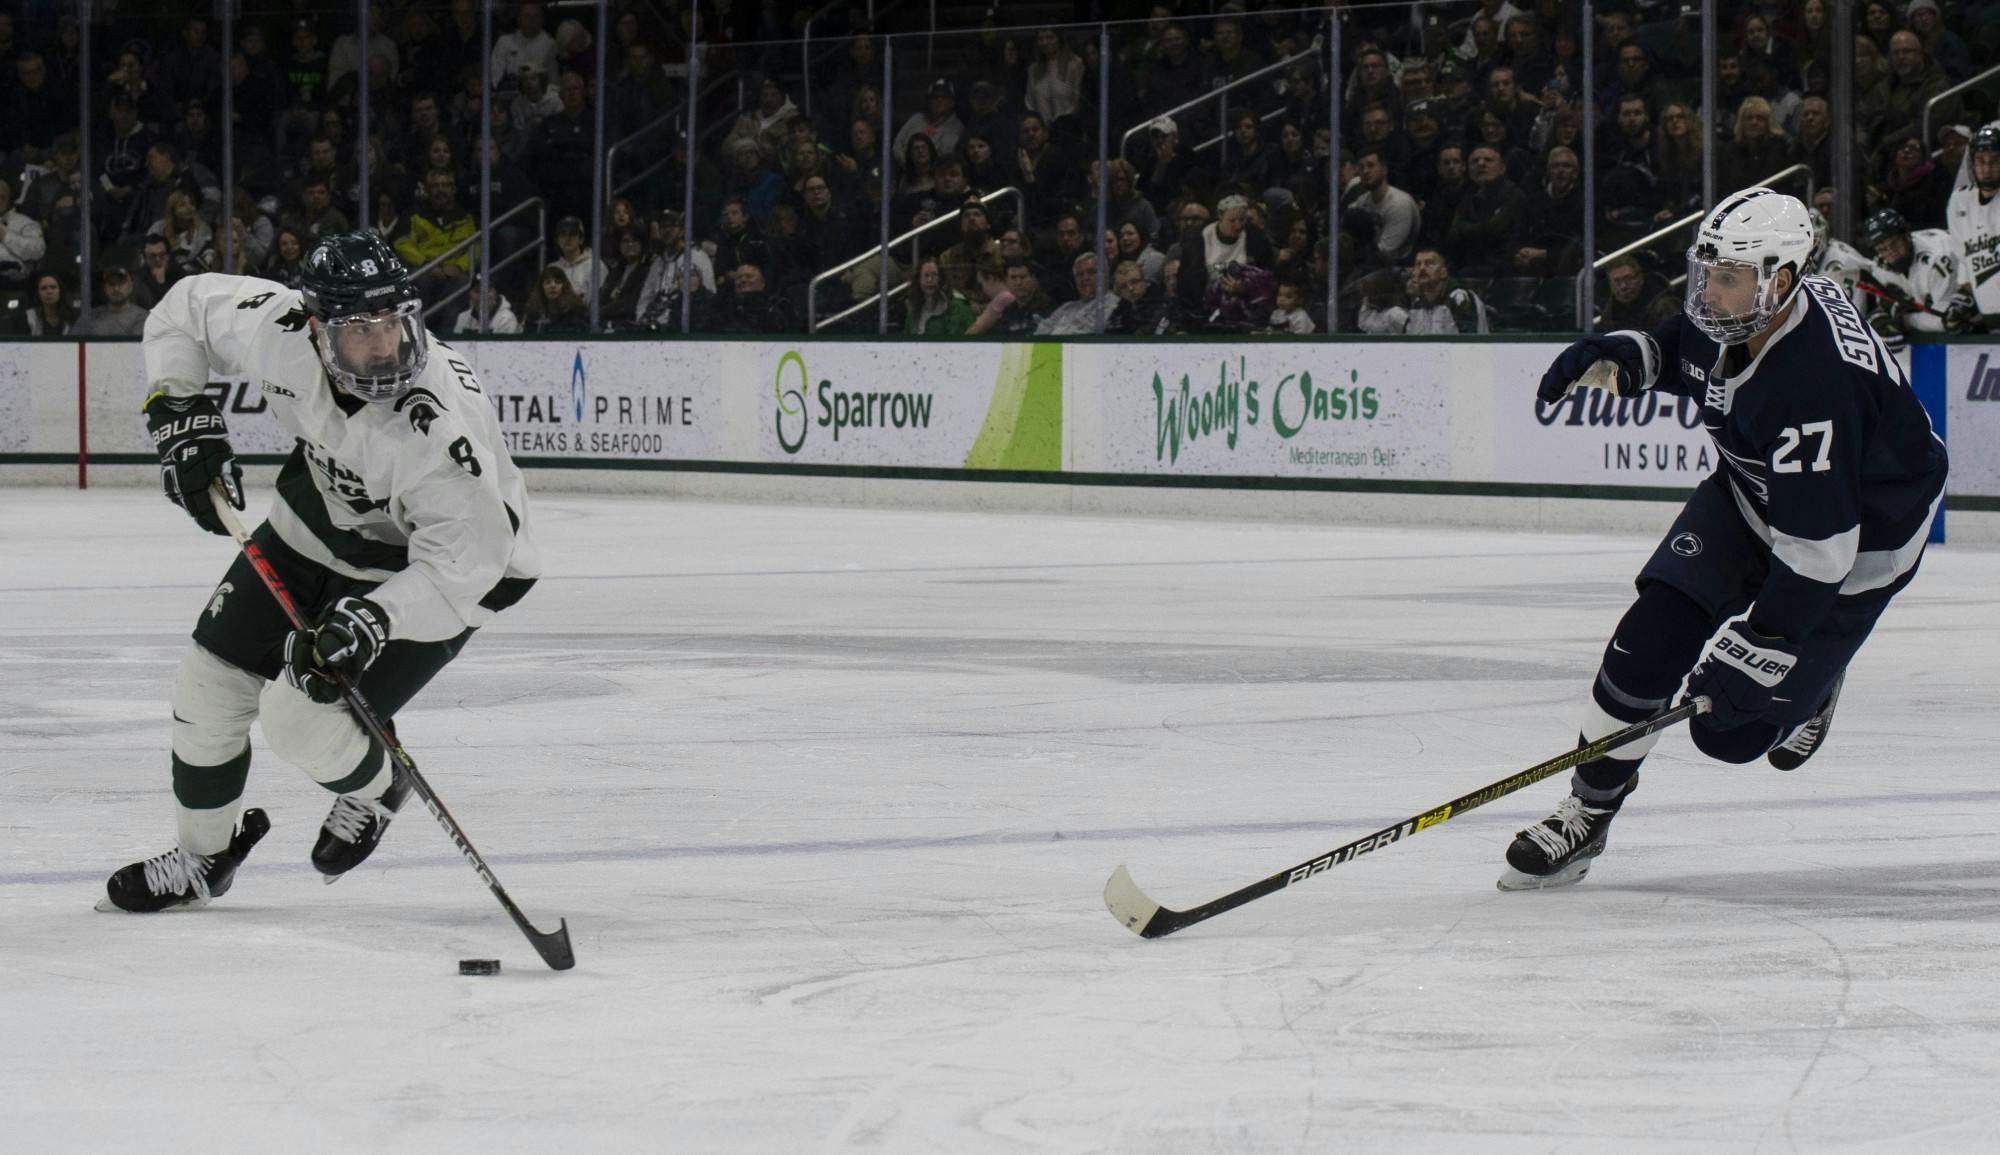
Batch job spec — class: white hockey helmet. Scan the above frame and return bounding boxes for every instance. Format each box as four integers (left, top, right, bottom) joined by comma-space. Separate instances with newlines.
1684, 187, 1817, 345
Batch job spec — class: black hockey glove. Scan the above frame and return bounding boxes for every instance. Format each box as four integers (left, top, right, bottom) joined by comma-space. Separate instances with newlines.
1684, 622, 1798, 730
1867, 309, 1908, 353
284, 597, 389, 705
1537, 331, 1657, 405
143, 391, 244, 536
1943, 293, 1981, 335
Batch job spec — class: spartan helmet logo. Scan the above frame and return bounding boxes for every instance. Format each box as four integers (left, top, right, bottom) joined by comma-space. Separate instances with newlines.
208, 581, 235, 618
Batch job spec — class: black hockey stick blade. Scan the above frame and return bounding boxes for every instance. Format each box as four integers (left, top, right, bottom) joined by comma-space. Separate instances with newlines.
1105, 697, 1708, 939
526, 918, 576, 971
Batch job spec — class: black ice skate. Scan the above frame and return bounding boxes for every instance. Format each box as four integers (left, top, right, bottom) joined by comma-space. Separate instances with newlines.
312, 768, 412, 882
97, 808, 271, 913
1497, 777, 1637, 892
1769, 671, 1846, 771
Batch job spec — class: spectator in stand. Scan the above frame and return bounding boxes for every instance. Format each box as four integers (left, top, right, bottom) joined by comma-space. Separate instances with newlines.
1220, 112, 1280, 198
795, 174, 859, 275
710, 262, 796, 334
1598, 254, 1676, 331
1501, 15, 1554, 95
1418, 144, 1470, 254
1653, 102, 1705, 223
1352, 104, 1403, 182
1090, 159, 1159, 243
967, 257, 1051, 335
522, 263, 587, 333
1345, 47, 1399, 133
1196, 259, 1275, 333
1883, 29, 1952, 142
1400, 101, 1446, 205
712, 198, 773, 289
637, 210, 716, 330
892, 134, 939, 226
264, 227, 308, 288
961, 81, 1016, 167
400, 92, 463, 183
510, 67, 562, 141
549, 215, 602, 302
902, 255, 976, 336
1905, 0, 1971, 83
151, 190, 215, 278
1597, 95, 1659, 235
1447, 145, 1528, 277
12, 273, 76, 335
1875, 129, 1949, 229
492, 1, 558, 90
726, 137, 788, 224
75, 265, 149, 336
1043, 213, 1093, 302
939, 196, 1001, 297
0, 177, 47, 292
751, 78, 802, 160
287, 176, 351, 242
1404, 247, 1489, 334
598, 228, 652, 331
1792, 94, 1834, 189
1475, 104, 1535, 187
1016, 112, 1077, 221
962, 133, 1012, 196
1347, 146, 1420, 267
121, 144, 206, 253
1513, 145, 1584, 277
395, 169, 477, 303
529, 70, 594, 222
1113, 258, 1170, 333
1720, 95, 1797, 194
1175, 194, 1275, 327
1487, 65, 1543, 145
1038, 252, 1126, 335
816, 35, 878, 143
893, 79, 965, 165
1024, 30, 1085, 130
1266, 279, 1315, 334
1138, 116, 1202, 210
9, 53, 76, 155
1115, 220, 1167, 286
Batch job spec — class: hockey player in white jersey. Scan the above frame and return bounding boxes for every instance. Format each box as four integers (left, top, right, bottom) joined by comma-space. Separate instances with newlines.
1945, 122, 2000, 328
1860, 207, 1962, 337
100, 231, 541, 912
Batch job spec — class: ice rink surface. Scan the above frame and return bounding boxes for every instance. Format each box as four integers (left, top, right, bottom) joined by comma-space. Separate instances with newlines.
5, 488, 2000, 1154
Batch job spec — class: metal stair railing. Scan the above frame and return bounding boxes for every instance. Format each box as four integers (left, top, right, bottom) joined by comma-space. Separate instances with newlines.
807, 185, 1027, 331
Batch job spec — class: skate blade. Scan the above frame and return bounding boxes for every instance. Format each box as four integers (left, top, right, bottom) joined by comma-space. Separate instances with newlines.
94, 894, 212, 913
322, 874, 341, 886
1496, 858, 1595, 892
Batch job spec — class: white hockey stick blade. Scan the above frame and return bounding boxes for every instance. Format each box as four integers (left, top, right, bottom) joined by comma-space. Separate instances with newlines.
1104, 864, 1162, 937
1575, 359, 1621, 394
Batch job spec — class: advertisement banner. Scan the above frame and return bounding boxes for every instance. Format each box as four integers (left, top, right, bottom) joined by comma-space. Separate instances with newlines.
451, 341, 725, 461
83, 342, 297, 457
755, 342, 1062, 470
1069, 344, 1451, 478
1946, 343, 2000, 496
1486, 344, 1714, 489
0, 345, 41, 453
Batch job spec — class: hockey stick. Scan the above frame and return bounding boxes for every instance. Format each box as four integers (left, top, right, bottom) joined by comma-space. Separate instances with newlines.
1104, 697, 1709, 939
210, 485, 575, 971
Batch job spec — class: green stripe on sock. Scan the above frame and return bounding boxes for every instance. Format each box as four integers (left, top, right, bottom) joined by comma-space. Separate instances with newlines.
172, 745, 252, 810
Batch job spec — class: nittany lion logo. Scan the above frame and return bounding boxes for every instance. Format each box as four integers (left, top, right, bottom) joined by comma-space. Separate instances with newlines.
394, 387, 445, 436
207, 581, 234, 618
1671, 532, 1703, 557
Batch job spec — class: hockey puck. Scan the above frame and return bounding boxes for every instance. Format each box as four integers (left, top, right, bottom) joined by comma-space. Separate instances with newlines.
458, 959, 501, 976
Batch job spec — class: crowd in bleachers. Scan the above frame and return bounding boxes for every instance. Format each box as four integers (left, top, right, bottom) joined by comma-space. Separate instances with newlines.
4, 1, 2000, 339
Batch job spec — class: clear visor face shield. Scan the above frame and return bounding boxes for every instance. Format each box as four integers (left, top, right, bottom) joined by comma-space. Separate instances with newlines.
316, 299, 429, 401
1684, 248, 1793, 345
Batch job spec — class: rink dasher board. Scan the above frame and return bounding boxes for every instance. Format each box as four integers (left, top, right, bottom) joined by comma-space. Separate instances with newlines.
3, 337, 1985, 521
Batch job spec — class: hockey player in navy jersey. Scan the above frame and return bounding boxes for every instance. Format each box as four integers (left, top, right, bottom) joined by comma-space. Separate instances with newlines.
1500, 187, 1948, 891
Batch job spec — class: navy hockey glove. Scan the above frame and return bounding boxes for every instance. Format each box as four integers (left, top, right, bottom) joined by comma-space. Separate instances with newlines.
143, 391, 244, 536
284, 597, 389, 705
1537, 331, 1658, 405
1685, 622, 1798, 730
